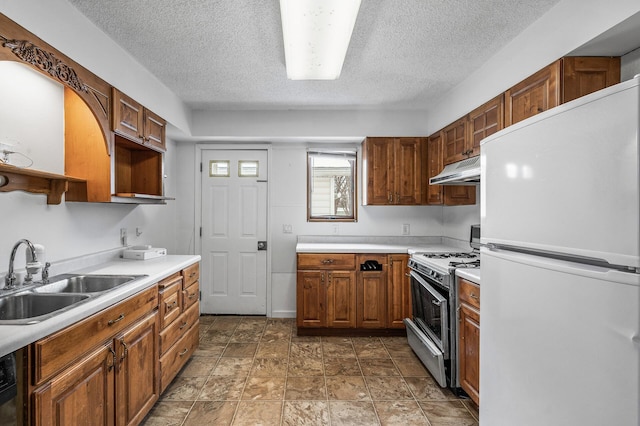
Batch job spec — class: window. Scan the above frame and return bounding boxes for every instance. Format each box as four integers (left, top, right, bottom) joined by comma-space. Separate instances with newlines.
307, 150, 357, 221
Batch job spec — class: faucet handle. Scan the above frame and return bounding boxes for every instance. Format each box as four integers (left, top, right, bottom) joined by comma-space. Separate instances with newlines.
42, 262, 51, 283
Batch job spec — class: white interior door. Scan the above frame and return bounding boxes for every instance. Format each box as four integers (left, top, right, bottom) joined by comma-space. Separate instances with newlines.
200, 149, 268, 314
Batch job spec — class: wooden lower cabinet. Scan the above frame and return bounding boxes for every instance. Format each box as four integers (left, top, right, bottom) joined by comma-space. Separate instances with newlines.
387, 254, 411, 328
27, 260, 201, 425
458, 278, 480, 406
116, 311, 159, 426
356, 254, 387, 328
32, 343, 115, 426
31, 311, 159, 426
296, 268, 356, 329
297, 253, 408, 334
158, 264, 201, 393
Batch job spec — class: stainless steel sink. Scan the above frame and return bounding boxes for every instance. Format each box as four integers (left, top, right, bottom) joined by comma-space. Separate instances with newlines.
0, 293, 90, 324
33, 274, 143, 294
0, 274, 147, 324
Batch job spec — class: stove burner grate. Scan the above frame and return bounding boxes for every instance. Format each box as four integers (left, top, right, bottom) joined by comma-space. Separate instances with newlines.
449, 259, 480, 268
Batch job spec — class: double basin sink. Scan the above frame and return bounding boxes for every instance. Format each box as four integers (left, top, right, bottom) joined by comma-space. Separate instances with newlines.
0, 274, 147, 325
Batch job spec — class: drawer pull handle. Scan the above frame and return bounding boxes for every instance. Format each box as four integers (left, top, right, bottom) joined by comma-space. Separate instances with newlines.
188, 293, 197, 300
189, 271, 197, 278
321, 259, 334, 264
470, 293, 479, 300
179, 321, 189, 330
179, 348, 189, 356
167, 301, 178, 311
108, 314, 125, 325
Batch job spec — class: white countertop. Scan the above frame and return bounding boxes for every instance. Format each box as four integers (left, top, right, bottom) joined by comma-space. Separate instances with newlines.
456, 268, 481, 284
0, 254, 200, 358
296, 235, 473, 254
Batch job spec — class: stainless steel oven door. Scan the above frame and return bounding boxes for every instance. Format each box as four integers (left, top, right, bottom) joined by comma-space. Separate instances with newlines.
404, 318, 448, 387
409, 270, 449, 356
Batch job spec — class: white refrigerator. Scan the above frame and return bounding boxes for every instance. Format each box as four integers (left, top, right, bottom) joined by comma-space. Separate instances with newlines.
480, 75, 640, 426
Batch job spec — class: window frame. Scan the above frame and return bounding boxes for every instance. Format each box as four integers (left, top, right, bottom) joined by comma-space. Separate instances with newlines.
307, 150, 358, 222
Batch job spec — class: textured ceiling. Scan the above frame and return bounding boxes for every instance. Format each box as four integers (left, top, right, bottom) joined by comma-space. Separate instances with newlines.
66, 0, 562, 111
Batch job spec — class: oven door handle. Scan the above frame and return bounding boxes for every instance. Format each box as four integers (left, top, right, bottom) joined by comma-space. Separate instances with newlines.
410, 271, 447, 305
431, 299, 442, 307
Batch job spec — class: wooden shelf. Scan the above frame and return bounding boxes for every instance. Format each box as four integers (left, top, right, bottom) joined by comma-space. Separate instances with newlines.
0, 163, 86, 204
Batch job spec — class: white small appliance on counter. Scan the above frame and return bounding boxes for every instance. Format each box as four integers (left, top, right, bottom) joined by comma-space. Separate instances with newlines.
122, 246, 167, 260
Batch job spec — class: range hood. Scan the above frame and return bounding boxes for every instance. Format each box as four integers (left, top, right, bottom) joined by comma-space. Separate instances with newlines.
429, 156, 480, 185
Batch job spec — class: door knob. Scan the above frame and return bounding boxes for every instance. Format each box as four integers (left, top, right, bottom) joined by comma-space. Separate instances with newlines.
257, 241, 267, 251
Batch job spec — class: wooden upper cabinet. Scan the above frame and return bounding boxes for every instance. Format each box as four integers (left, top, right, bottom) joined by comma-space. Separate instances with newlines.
505, 60, 561, 126
363, 137, 426, 205
426, 132, 444, 205
562, 56, 621, 103
442, 118, 468, 165
427, 131, 476, 206
505, 57, 620, 126
362, 137, 394, 205
112, 88, 166, 152
468, 94, 504, 156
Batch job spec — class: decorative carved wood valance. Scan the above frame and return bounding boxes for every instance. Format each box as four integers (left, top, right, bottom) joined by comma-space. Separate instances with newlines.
0, 13, 112, 155
0, 36, 89, 93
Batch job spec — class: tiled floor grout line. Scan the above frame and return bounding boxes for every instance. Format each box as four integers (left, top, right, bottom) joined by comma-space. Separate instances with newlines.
144, 317, 479, 425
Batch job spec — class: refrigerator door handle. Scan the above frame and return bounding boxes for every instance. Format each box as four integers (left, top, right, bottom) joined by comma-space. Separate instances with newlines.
485, 243, 639, 274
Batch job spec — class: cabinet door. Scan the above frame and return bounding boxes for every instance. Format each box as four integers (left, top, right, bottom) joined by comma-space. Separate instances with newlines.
444, 186, 476, 206
115, 311, 159, 426
426, 133, 444, 205
357, 270, 387, 328
562, 56, 621, 103
326, 270, 356, 328
387, 254, 410, 328
459, 303, 480, 406
143, 109, 166, 152
363, 137, 394, 205
32, 343, 115, 426
468, 94, 504, 157
296, 270, 326, 328
394, 137, 425, 205
112, 89, 144, 142
505, 60, 561, 126
442, 118, 468, 165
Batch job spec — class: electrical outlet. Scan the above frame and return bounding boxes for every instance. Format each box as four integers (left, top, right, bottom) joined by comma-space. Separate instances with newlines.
332, 224, 340, 235
283, 224, 293, 234
402, 224, 410, 235
120, 228, 128, 246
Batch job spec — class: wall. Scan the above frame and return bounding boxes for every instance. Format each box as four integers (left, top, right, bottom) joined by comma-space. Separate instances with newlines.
622, 47, 640, 79
0, 0, 191, 135
0, 63, 179, 283
174, 141, 448, 316
426, 0, 640, 133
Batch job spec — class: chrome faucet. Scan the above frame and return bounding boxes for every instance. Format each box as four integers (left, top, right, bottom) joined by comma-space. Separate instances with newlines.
5, 239, 40, 288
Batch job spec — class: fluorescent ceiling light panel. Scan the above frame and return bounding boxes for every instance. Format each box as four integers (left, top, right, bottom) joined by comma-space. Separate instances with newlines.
280, 0, 362, 80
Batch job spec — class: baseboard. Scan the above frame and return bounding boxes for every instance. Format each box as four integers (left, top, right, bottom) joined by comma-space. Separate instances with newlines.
270, 310, 296, 318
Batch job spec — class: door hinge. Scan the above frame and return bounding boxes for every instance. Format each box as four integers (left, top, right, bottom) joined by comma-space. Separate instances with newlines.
199, 291, 201, 300
200, 163, 203, 172
199, 227, 202, 237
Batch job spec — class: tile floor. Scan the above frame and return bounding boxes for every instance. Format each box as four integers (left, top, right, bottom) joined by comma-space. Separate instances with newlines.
142, 316, 479, 426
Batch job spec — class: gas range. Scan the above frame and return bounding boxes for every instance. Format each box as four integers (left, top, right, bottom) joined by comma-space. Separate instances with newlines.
409, 250, 480, 280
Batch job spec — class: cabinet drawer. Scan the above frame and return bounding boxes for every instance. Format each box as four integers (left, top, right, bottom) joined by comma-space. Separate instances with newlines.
183, 263, 199, 289
159, 280, 181, 329
159, 323, 199, 392
183, 281, 199, 311
32, 285, 158, 385
159, 302, 200, 356
297, 253, 356, 270
458, 278, 480, 309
